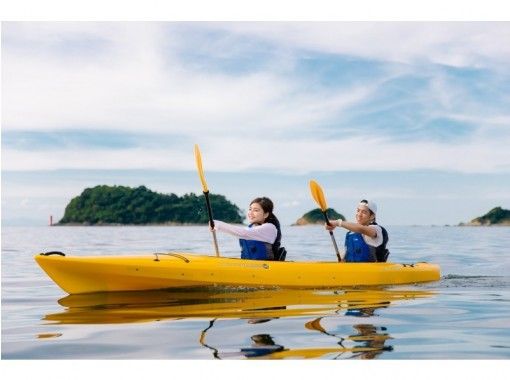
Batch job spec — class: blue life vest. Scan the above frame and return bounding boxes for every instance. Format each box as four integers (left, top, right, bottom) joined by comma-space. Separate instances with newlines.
344, 224, 389, 263
344, 232, 376, 262
239, 224, 275, 260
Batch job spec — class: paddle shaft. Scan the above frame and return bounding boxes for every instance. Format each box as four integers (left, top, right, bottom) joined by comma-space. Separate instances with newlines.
322, 211, 342, 262
203, 190, 220, 257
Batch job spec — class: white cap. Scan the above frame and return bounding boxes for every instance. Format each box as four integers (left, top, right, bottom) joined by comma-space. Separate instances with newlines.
359, 199, 377, 214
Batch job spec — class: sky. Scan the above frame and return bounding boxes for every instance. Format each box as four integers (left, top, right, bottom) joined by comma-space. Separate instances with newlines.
2, 20, 510, 226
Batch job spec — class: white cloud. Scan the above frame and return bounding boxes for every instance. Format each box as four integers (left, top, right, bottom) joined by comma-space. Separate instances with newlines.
4, 22, 510, 133
3, 134, 509, 174
3, 50, 382, 138
215, 22, 510, 68
2, 22, 510, 176
3, 25, 324, 133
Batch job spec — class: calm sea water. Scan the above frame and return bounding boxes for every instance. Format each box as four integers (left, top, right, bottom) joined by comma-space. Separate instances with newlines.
2, 225, 510, 362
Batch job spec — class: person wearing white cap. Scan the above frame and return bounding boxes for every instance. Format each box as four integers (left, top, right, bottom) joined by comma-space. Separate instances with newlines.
325, 199, 389, 262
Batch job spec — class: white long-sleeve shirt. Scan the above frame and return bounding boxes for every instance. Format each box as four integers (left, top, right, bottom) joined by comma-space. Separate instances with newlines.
213, 220, 277, 244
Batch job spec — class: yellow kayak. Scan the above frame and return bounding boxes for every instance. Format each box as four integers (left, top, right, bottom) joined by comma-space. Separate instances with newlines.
35, 251, 440, 294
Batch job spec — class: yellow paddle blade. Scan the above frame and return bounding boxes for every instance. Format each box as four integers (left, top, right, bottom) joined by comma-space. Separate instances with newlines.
194, 144, 208, 193
309, 180, 328, 211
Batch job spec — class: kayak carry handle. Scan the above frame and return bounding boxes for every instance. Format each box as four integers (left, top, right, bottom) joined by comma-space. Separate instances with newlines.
40, 251, 66, 256
153, 252, 190, 263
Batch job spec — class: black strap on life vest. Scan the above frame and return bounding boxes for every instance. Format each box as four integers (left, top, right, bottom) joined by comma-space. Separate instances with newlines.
371, 222, 390, 263
266, 216, 287, 261
372, 224, 390, 262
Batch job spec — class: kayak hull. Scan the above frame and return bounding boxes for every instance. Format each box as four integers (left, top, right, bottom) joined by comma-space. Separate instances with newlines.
35, 252, 441, 294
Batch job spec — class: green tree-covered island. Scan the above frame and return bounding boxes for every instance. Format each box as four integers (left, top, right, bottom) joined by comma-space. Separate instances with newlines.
57, 185, 244, 225
460, 207, 510, 226
294, 208, 345, 225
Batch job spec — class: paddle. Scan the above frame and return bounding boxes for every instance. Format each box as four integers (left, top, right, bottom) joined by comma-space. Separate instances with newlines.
194, 144, 220, 257
309, 180, 342, 262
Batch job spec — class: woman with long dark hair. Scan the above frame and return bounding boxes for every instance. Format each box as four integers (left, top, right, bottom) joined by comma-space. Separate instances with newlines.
212, 197, 285, 261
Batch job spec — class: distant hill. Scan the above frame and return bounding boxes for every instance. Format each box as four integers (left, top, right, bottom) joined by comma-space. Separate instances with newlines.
294, 208, 345, 225
461, 207, 510, 226
58, 185, 244, 225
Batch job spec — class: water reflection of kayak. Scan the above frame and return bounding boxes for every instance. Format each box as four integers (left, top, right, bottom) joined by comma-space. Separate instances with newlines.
200, 315, 394, 360
35, 252, 440, 294
44, 287, 434, 325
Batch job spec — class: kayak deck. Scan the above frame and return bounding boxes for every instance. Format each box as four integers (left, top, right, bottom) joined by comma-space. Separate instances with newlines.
35, 252, 441, 294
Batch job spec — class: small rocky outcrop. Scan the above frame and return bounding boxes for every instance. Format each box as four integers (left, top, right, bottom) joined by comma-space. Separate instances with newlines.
460, 207, 510, 226
294, 208, 345, 225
